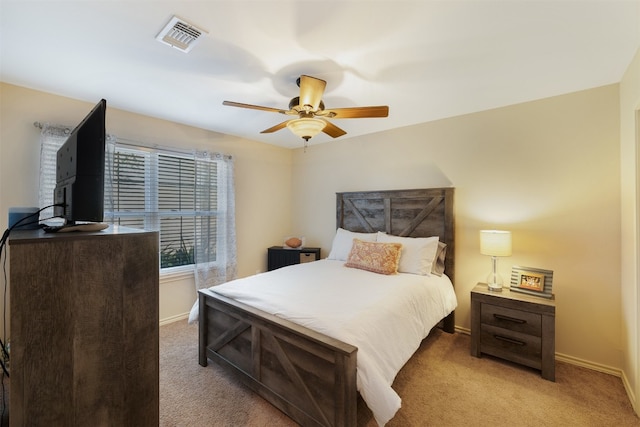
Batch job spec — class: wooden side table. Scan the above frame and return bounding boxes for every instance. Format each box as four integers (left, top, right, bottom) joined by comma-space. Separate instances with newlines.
470, 283, 556, 381
267, 246, 321, 271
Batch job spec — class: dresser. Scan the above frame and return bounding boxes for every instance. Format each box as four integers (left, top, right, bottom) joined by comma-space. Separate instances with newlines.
9, 226, 159, 426
267, 246, 321, 271
470, 283, 556, 381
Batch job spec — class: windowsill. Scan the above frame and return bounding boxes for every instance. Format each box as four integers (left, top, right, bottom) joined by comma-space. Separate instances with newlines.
160, 265, 194, 282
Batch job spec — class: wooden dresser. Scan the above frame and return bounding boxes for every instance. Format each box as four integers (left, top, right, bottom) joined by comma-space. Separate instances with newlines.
470, 282, 556, 381
9, 225, 159, 426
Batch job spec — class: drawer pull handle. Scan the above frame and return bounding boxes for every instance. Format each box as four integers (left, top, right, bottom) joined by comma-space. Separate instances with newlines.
494, 335, 525, 346
494, 313, 526, 324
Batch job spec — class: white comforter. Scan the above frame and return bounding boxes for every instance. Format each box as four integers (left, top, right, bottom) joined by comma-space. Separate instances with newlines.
191, 259, 457, 426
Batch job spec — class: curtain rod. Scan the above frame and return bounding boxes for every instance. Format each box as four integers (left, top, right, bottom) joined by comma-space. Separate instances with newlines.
34, 122, 232, 160
117, 139, 233, 160
33, 121, 72, 133
115, 137, 194, 156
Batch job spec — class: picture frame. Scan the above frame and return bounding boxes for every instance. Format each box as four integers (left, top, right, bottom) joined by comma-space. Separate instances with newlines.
510, 266, 554, 299
517, 271, 545, 292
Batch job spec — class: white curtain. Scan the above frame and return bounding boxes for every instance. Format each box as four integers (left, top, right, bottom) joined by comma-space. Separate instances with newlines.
193, 150, 237, 290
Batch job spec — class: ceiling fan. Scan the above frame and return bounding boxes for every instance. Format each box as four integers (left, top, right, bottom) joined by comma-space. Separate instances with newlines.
222, 75, 389, 143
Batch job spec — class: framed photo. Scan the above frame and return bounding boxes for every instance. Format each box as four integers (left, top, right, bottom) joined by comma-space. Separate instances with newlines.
510, 266, 554, 299
517, 271, 545, 292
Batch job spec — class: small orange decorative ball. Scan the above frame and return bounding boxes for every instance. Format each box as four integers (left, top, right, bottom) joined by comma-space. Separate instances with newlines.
285, 237, 302, 248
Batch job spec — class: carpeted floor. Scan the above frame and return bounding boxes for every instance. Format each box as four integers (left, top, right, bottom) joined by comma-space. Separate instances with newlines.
160, 320, 639, 426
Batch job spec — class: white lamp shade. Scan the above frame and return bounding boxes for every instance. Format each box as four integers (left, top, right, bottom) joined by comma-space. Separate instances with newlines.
480, 230, 512, 257
286, 118, 326, 140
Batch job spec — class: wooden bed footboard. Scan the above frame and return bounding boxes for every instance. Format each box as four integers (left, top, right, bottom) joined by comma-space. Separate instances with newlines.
198, 288, 358, 427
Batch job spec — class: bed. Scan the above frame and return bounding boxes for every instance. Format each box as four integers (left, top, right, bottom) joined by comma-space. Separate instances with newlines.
197, 187, 456, 426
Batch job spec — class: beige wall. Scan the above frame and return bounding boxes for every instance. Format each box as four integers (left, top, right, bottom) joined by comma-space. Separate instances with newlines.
620, 46, 640, 413
0, 83, 293, 325
291, 84, 623, 372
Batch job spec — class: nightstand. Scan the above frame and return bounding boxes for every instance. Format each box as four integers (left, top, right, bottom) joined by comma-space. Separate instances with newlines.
470, 283, 556, 381
267, 246, 321, 271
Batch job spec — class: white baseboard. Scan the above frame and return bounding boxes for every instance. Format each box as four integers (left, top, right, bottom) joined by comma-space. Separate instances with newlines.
554, 352, 620, 377
159, 312, 189, 326
455, 326, 470, 335
620, 369, 638, 415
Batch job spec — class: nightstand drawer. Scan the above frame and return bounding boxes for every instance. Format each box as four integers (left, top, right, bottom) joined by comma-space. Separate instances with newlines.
480, 324, 542, 363
481, 303, 542, 336
299, 252, 317, 264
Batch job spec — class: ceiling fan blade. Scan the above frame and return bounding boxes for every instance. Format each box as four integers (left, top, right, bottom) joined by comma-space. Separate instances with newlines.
298, 75, 326, 111
321, 120, 347, 138
322, 105, 389, 119
260, 120, 290, 134
223, 100, 287, 114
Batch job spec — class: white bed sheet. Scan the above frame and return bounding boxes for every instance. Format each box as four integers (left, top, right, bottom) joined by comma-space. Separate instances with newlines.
191, 259, 457, 426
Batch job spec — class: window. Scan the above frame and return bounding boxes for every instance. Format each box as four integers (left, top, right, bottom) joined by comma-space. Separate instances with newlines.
106, 144, 221, 270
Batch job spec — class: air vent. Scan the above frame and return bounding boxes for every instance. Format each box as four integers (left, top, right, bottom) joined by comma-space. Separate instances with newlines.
156, 16, 207, 53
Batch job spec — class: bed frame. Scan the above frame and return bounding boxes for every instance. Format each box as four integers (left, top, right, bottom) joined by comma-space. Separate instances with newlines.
198, 187, 455, 426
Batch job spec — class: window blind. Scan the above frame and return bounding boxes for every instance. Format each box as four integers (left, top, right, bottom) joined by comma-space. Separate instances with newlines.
106, 145, 220, 269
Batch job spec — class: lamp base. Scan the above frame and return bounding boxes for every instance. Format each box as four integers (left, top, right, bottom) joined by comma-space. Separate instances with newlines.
487, 282, 503, 292
486, 269, 504, 292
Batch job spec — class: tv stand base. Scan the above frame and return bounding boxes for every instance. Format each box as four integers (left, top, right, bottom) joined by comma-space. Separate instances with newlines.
43, 222, 109, 233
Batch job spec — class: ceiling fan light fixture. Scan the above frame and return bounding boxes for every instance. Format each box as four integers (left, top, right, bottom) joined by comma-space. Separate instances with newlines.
286, 118, 326, 141
223, 74, 388, 143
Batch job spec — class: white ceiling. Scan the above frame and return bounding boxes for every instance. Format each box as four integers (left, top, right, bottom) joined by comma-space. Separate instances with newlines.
1, 1, 639, 149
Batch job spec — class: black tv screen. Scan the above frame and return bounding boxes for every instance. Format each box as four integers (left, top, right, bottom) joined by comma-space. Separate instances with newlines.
53, 99, 106, 225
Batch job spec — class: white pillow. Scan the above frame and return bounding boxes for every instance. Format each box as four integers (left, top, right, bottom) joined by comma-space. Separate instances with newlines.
376, 232, 439, 275
432, 242, 447, 276
327, 228, 378, 261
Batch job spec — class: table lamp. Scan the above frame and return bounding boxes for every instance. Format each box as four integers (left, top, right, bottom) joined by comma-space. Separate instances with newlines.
480, 230, 512, 292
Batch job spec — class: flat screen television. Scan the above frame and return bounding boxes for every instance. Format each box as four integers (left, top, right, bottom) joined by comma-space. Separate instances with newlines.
53, 99, 106, 225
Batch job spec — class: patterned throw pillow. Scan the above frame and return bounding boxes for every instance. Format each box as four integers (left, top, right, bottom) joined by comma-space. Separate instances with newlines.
345, 239, 402, 275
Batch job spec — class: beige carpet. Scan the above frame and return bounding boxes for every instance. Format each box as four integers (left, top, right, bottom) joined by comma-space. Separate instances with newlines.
160, 320, 639, 426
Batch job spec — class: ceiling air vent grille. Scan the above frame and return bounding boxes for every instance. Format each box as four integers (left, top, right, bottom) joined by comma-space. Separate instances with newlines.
156, 16, 207, 53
